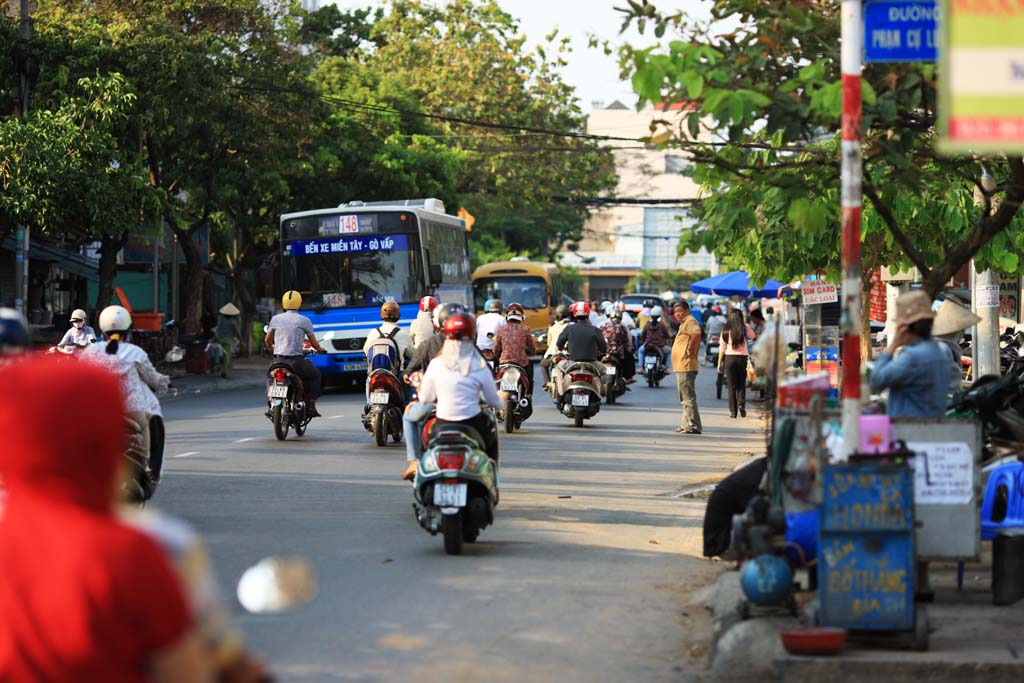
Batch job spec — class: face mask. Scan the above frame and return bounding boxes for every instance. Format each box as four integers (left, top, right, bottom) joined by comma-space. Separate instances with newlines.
73, 320, 85, 329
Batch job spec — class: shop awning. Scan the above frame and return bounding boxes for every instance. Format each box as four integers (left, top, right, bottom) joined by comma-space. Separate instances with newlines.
1, 236, 100, 281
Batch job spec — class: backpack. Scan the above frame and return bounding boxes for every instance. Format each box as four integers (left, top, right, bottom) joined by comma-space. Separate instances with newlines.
367, 326, 402, 372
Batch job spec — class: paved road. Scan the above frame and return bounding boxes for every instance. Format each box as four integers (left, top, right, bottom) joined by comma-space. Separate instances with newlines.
159, 368, 763, 682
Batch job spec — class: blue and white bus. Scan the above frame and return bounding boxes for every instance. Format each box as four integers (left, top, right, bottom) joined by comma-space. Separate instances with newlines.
279, 198, 472, 383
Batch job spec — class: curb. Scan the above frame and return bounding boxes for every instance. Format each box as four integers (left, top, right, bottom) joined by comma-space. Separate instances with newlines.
161, 373, 266, 404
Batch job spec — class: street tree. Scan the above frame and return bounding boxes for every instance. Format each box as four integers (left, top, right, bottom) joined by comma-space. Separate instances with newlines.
617, 0, 1024, 301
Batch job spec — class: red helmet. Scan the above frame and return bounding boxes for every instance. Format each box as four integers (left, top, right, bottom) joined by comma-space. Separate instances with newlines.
506, 303, 525, 322
419, 296, 438, 312
443, 312, 476, 340
570, 301, 591, 318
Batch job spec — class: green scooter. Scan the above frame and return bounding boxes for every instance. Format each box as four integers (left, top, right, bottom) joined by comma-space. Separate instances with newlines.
413, 422, 499, 555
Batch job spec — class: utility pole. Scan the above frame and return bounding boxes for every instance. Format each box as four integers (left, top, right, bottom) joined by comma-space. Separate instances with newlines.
973, 171, 1000, 378
840, 0, 864, 456
13, 0, 32, 313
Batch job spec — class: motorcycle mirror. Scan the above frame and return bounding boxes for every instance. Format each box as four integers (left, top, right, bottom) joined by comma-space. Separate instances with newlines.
165, 348, 185, 363
263, 325, 269, 334
322, 330, 335, 341
237, 556, 317, 615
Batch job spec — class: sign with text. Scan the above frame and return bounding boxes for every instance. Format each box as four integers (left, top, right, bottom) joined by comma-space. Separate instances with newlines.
284, 233, 409, 257
907, 441, 973, 505
802, 280, 840, 305
864, 0, 938, 63
1000, 272, 1020, 322
939, 0, 1024, 152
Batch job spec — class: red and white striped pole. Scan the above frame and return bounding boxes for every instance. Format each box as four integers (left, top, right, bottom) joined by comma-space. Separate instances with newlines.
840, 0, 863, 456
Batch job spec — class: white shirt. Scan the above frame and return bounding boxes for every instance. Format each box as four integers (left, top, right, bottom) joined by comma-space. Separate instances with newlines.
363, 321, 412, 360
590, 312, 608, 328
475, 313, 507, 351
81, 340, 168, 417
420, 358, 504, 421
58, 325, 97, 347
544, 320, 571, 358
620, 311, 636, 330
409, 312, 435, 350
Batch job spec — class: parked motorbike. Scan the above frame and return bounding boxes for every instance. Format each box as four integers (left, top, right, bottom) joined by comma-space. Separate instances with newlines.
601, 355, 627, 405
362, 363, 406, 447
953, 373, 1024, 466
642, 349, 665, 388
555, 360, 603, 427
266, 353, 318, 440
412, 422, 499, 555
496, 362, 532, 433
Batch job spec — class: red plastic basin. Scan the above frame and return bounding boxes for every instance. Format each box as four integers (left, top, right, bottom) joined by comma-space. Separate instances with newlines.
780, 627, 846, 656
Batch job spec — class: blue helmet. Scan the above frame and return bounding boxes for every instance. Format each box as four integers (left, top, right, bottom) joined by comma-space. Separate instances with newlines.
0, 308, 30, 354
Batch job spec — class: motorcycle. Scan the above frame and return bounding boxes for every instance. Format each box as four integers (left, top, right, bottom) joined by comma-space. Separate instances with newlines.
496, 362, 532, 433
412, 422, 499, 555
705, 333, 721, 366
265, 352, 317, 440
601, 355, 627, 405
362, 362, 406, 447
642, 349, 665, 388
555, 360, 602, 427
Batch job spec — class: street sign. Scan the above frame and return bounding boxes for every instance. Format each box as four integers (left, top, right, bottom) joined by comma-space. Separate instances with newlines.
938, 0, 1024, 153
802, 280, 839, 305
863, 0, 938, 63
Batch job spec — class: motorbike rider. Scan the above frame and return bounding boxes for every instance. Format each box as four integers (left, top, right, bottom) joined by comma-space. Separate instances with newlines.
601, 308, 635, 383
705, 305, 727, 338
614, 300, 636, 330
492, 302, 537, 387
540, 304, 572, 389
406, 303, 464, 377
363, 301, 412, 372
419, 312, 506, 464
636, 299, 656, 329
555, 302, 607, 385
0, 307, 31, 359
81, 305, 170, 491
476, 298, 506, 363
264, 290, 325, 417
637, 306, 671, 369
410, 296, 438, 350
57, 308, 96, 349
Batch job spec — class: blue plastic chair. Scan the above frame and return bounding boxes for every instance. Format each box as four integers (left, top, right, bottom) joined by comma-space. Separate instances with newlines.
958, 462, 1024, 591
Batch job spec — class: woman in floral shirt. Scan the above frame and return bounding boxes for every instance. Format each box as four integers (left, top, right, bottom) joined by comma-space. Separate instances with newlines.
601, 310, 635, 380
492, 303, 537, 388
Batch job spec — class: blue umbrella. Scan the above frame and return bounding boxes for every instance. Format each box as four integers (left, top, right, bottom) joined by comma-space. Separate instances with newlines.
691, 271, 792, 298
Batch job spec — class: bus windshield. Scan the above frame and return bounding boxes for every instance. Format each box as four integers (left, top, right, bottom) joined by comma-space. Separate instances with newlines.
282, 233, 425, 309
474, 276, 548, 310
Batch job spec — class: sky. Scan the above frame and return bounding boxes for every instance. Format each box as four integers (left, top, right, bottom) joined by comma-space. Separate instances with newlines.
328, 1, 709, 112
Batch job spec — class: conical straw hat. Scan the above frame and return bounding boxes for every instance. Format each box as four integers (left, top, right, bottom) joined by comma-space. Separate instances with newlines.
219, 302, 240, 316
932, 299, 981, 336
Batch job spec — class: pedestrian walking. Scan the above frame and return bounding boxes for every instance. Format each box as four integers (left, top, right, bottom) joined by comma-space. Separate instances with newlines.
671, 301, 702, 434
717, 308, 756, 418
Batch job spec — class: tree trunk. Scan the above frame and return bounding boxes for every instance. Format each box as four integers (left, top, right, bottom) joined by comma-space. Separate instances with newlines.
94, 233, 128, 326
861, 272, 875, 363
175, 227, 205, 335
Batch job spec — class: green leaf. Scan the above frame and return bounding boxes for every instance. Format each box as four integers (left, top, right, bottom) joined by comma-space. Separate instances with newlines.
687, 111, 700, 138
684, 73, 704, 100
862, 80, 877, 106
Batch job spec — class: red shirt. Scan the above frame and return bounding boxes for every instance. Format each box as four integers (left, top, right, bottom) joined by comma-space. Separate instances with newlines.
493, 322, 536, 367
0, 356, 192, 683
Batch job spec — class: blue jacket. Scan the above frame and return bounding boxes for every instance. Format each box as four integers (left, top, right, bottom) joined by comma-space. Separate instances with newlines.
869, 338, 953, 418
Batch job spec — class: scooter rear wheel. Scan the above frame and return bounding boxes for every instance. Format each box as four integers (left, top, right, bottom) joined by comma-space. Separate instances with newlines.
574, 408, 585, 428
504, 399, 516, 434
441, 513, 464, 555
373, 410, 387, 447
273, 405, 288, 441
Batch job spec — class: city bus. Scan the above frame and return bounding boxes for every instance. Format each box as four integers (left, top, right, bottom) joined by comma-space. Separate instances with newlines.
471, 258, 570, 350
279, 198, 472, 384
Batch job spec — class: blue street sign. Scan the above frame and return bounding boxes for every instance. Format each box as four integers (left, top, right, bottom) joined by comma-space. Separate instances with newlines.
863, 0, 938, 63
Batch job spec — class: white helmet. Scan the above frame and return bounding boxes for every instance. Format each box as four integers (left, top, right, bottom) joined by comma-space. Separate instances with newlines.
650, 306, 663, 319
601, 300, 613, 314
70, 308, 87, 322
98, 305, 132, 334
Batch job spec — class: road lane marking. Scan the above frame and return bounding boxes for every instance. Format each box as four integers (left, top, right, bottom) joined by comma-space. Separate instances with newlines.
173, 451, 199, 458
329, 414, 344, 419
233, 437, 255, 443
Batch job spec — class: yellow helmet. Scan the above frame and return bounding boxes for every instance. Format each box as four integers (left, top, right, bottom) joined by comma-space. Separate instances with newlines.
380, 301, 401, 322
282, 290, 302, 310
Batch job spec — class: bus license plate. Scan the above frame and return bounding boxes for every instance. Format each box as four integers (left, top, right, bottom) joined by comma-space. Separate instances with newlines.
433, 483, 467, 507
572, 393, 589, 407
370, 391, 389, 405
343, 361, 367, 372
267, 385, 288, 398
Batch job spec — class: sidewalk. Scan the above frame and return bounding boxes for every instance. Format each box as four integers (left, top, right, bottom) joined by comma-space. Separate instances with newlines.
161, 355, 268, 403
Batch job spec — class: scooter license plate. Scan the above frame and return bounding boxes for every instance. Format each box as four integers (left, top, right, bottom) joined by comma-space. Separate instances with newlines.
370, 391, 390, 405
433, 483, 467, 507
644, 359, 656, 369
571, 393, 590, 407
605, 366, 617, 375
267, 385, 288, 398
500, 380, 518, 391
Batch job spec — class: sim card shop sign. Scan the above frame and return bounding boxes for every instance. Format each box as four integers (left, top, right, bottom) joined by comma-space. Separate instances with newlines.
939, 0, 1024, 153
802, 280, 839, 306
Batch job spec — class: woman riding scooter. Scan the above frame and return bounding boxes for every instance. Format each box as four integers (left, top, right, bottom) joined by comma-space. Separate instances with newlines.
81, 305, 170, 492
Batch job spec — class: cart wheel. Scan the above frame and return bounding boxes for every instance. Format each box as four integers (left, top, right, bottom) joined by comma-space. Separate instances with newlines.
738, 601, 751, 621
913, 604, 929, 651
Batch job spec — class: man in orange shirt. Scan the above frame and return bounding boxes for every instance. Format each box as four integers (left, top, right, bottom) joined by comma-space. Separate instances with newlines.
672, 301, 703, 434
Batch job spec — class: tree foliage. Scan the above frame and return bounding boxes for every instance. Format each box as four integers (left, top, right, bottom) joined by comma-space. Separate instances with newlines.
618, 0, 1024, 297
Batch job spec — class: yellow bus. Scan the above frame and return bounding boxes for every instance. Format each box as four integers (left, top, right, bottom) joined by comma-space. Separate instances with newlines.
471, 258, 570, 350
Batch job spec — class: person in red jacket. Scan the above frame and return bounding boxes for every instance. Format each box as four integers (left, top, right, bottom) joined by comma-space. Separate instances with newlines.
0, 356, 210, 683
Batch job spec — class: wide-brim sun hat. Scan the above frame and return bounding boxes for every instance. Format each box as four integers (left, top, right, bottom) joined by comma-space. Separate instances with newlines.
933, 299, 981, 336
893, 290, 935, 327
219, 302, 240, 316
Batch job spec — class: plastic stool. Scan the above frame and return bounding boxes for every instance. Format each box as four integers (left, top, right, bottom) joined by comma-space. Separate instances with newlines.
981, 462, 1024, 542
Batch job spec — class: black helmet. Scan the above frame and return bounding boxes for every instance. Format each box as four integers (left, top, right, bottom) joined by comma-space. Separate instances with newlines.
0, 308, 30, 354
554, 304, 570, 320
434, 302, 465, 329
643, 299, 657, 308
